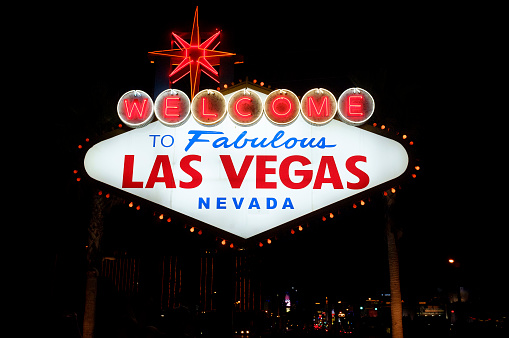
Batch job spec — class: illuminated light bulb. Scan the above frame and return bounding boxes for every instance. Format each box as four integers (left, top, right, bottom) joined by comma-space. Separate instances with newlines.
298, 225, 303, 231
448, 258, 455, 264
78, 144, 82, 149
129, 202, 133, 207
136, 205, 140, 210
118, 124, 123, 128
73, 170, 78, 174
223, 84, 228, 88
105, 193, 110, 198
384, 191, 388, 196
260, 82, 264, 86
353, 203, 357, 208
216, 87, 221, 91
409, 141, 414, 145
198, 230, 202, 235
167, 217, 171, 222
360, 200, 365, 206
402, 135, 407, 139
391, 188, 396, 193
291, 229, 295, 234
76, 177, 81, 182
190, 227, 195, 232
412, 174, 417, 178
329, 212, 334, 218
322, 216, 326, 221
230, 243, 234, 248
98, 191, 102, 195
415, 166, 420, 171
373, 123, 377, 127
259, 242, 263, 247
221, 239, 226, 245
380, 125, 386, 130
253, 79, 257, 84
85, 138, 90, 142
159, 214, 164, 220
267, 239, 272, 244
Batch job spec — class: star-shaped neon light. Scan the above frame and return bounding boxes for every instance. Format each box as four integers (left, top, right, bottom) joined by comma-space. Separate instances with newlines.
148, 6, 235, 99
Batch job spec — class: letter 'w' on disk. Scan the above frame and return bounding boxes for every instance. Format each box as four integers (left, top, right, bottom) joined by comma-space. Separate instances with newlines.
117, 90, 154, 128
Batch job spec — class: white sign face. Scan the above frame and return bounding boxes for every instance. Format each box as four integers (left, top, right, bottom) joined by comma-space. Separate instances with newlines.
85, 108, 408, 239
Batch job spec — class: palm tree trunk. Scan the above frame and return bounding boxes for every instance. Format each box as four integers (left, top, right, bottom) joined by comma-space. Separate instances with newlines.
385, 192, 403, 338
83, 269, 98, 338
83, 192, 105, 338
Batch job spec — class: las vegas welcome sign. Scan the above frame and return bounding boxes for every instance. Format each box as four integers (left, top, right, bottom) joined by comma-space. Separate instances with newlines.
84, 86, 408, 239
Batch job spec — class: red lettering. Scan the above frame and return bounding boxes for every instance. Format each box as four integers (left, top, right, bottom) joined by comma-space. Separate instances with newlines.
179, 155, 202, 189
313, 156, 343, 189
202, 97, 217, 117
272, 96, 292, 116
256, 155, 277, 189
346, 155, 369, 189
308, 96, 329, 117
145, 155, 176, 188
122, 155, 143, 188
165, 97, 180, 117
348, 95, 364, 116
235, 97, 252, 117
124, 98, 148, 119
220, 155, 254, 189
279, 155, 312, 189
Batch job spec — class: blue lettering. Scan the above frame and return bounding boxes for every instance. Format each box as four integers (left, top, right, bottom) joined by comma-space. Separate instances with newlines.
186, 130, 223, 152
197, 197, 295, 209
246, 137, 269, 148
233, 197, 244, 209
217, 197, 226, 209
233, 131, 249, 148
212, 137, 232, 148
185, 130, 335, 151
161, 135, 174, 147
198, 197, 210, 209
248, 198, 260, 209
269, 130, 285, 148
282, 198, 294, 209
267, 198, 277, 209
149, 134, 159, 147
284, 137, 298, 149
316, 137, 335, 148
299, 137, 317, 148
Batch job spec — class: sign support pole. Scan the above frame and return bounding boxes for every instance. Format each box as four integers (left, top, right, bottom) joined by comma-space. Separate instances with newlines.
385, 191, 404, 338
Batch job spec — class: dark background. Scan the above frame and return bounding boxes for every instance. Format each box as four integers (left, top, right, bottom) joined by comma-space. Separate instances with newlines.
36, 0, 506, 335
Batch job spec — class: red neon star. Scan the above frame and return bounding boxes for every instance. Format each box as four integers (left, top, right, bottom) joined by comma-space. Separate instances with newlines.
148, 6, 235, 99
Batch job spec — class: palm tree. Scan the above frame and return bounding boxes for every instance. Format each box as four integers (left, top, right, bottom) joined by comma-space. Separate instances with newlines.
83, 191, 121, 338
82, 192, 104, 338
385, 190, 403, 338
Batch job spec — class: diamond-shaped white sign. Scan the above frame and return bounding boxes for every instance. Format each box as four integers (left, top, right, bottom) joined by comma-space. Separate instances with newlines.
85, 92, 408, 239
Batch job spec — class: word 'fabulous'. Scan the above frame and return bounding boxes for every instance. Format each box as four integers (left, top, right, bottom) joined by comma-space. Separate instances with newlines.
148, 130, 336, 152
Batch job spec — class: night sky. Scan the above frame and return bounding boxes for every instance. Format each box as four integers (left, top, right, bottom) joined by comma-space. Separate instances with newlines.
40, 0, 506, 328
